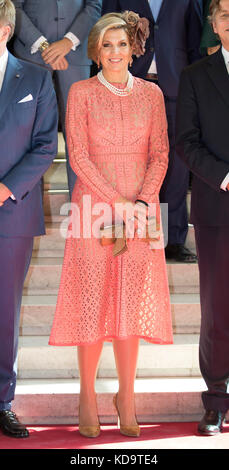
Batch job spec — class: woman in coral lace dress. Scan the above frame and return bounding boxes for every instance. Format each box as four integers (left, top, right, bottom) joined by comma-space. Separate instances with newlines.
49, 11, 173, 438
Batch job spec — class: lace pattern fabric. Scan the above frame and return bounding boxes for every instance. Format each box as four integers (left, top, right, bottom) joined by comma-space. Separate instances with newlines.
49, 76, 173, 346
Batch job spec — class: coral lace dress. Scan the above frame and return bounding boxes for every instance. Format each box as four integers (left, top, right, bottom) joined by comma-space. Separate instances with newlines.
49, 76, 173, 346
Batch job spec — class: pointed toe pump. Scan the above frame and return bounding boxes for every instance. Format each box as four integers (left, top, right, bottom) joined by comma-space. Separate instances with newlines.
78, 405, 100, 438
113, 393, 140, 437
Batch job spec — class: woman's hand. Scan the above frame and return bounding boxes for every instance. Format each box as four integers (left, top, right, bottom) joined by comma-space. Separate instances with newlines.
113, 196, 152, 240
130, 202, 160, 241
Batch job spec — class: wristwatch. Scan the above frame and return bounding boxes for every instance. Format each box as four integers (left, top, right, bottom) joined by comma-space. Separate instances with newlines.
39, 40, 50, 52
135, 199, 149, 207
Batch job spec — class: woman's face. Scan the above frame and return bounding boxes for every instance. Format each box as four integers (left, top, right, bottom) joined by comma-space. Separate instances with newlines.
98, 28, 132, 76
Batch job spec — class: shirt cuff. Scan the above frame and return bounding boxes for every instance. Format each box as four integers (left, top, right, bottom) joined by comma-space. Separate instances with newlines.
220, 172, 229, 191
31, 35, 47, 54
10, 194, 16, 200
64, 32, 80, 51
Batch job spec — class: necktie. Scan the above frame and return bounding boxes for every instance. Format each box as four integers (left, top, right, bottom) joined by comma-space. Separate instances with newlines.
148, 0, 163, 21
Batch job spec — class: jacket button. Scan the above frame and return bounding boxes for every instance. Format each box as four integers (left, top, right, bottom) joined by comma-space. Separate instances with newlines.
154, 24, 159, 30
150, 47, 154, 52
21, 192, 29, 200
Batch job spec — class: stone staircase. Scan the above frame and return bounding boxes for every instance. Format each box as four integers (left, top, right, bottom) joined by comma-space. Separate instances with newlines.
14, 133, 207, 425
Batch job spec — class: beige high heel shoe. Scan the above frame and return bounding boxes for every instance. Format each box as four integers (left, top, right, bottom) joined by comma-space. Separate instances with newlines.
113, 393, 140, 437
78, 404, 100, 438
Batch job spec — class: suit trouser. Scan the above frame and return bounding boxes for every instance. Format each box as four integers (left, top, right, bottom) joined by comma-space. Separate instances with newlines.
0, 236, 33, 410
195, 226, 229, 412
159, 97, 189, 245
52, 65, 91, 199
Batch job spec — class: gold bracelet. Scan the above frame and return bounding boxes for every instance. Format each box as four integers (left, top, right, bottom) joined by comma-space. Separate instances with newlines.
39, 40, 50, 52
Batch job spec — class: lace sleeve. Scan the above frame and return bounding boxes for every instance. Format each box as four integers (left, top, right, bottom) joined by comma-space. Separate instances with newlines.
137, 86, 169, 204
66, 83, 121, 205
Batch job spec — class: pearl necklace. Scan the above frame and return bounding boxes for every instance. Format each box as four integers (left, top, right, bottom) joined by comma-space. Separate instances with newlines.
97, 70, 134, 96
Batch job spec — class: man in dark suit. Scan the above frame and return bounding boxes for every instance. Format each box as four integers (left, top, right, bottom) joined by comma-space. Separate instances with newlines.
0, 0, 58, 437
12, 0, 102, 199
102, 0, 202, 262
176, 0, 229, 435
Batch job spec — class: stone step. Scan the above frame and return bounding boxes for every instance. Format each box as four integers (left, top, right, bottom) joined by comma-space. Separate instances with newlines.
57, 132, 65, 158
186, 224, 196, 253
33, 222, 196, 257
17, 334, 200, 379
20, 293, 200, 336
23, 258, 200, 295
33, 222, 67, 253
44, 160, 68, 191
43, 131, 66, 190
45, 215, 66, 223
43, 190, 69, 216
14, 377, 207, 425
23, 258, 61, 295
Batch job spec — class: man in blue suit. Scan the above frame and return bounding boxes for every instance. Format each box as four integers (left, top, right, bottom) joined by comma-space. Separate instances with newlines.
102, 0, 202, 262
12, 0, 102, 198
0, 0, 58, 438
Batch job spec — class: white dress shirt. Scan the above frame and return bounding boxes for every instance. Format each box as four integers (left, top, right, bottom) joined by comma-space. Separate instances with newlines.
222, 45, 229, 73
147, 0, 159, 74
220, 46, 229, 191
31, 32, 80, 54
0, 48, 8, 92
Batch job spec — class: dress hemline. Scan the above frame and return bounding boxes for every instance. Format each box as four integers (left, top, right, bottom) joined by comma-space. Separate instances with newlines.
49, 333, 173, 347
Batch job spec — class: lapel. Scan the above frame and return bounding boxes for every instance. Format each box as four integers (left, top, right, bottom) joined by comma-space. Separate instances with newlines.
119, 0, 154, 21
139, 0, 168, 23
206, 48, 229, 110
157, 0, 167, 22
0, 51, 24, 122
142, 0, 155, 20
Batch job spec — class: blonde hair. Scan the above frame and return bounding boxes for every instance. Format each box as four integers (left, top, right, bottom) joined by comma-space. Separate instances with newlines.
88, 13, 135, 64
0, 0, 15, 41
208, 0, 222, 23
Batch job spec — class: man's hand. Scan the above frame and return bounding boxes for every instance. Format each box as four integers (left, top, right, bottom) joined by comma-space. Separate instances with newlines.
207, 45, 220, 55
42, 38, 73, 65
50, 56, 69, 70
227, 183, 229, 191
0, 183, 13, 206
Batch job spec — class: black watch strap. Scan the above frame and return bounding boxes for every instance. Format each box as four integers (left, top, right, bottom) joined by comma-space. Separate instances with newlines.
135, 199, 149, 207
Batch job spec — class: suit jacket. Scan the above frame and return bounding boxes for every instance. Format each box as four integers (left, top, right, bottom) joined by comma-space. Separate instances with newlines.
12, 0, 102, 66
102, 0, 202, 98
0, 52, 58, 237
176, 49, 229, 226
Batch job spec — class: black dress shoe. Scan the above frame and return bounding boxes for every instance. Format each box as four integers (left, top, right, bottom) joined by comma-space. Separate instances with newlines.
198, 410, 226, 436
165, 244, 197, 263
0, 411, 29, 438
